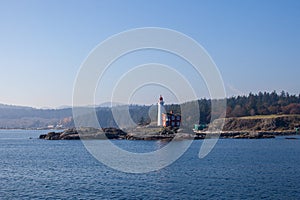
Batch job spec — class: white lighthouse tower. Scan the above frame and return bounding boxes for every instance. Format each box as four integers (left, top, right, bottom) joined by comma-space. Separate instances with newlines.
157, 95, 164, 126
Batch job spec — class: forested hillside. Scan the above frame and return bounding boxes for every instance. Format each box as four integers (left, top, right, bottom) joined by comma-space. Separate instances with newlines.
0, 91, 299, 129
164, 91, 300, 124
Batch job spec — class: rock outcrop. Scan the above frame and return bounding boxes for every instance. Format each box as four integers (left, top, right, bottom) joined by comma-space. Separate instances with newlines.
39, 115, 299, 140
39, 127, 127, 140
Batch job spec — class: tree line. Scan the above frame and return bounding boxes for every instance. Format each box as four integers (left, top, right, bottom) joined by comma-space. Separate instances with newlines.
96, 91, 300, 127
226, 91, 300, 117
0, 91, 299, 128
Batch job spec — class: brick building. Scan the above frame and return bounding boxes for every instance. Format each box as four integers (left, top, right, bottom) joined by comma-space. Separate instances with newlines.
162, 111, 181, 128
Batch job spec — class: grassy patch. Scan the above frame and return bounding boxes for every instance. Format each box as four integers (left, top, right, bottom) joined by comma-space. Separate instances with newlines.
237, 114, 300, 120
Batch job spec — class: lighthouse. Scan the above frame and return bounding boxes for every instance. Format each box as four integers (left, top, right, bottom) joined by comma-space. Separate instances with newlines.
157, 95, 164, 126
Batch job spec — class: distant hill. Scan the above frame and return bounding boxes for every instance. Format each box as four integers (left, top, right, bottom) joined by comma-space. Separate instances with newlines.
0, 104, 73, 129
0, 103, 32, 110
0, 91, 299, 129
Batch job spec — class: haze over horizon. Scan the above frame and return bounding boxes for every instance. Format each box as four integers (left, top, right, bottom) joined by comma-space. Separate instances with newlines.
0, 0, 299, 108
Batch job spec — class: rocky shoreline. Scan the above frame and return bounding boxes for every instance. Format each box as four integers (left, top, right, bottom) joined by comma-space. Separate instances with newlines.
38, 114, 300, 140
39, 127, 299, 141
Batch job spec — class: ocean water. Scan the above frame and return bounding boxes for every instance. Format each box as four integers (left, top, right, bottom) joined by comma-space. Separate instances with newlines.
1, 129, 300, 199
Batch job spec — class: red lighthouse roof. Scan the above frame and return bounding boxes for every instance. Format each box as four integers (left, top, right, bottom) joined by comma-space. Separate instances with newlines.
159, 95, 163, 101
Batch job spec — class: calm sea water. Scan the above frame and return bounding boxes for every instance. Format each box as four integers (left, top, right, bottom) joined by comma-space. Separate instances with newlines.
1, 129, 300, 199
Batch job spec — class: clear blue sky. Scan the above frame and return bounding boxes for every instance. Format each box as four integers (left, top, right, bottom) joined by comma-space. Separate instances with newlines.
0, 0, 299, 108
